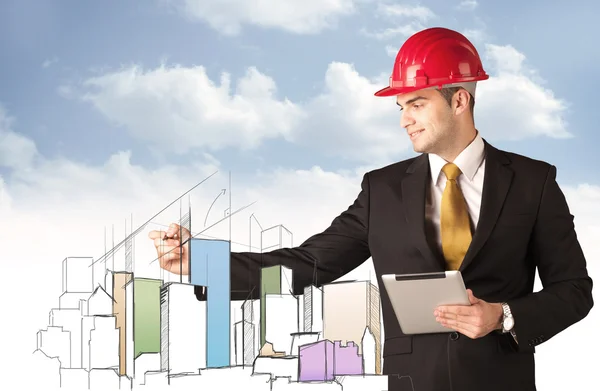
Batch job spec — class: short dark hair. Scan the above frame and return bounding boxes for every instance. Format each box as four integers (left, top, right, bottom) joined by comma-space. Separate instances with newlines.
438, 87, 475, 119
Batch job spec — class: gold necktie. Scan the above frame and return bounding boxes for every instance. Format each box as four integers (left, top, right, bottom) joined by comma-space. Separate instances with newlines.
440, 163, 472, 270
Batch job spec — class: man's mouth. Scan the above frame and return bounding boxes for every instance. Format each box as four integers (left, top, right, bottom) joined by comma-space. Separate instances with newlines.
409, 129, 424, 139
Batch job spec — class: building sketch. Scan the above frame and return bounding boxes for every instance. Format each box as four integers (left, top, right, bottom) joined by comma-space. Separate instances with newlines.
322, 281, 382, 374
32, 173, 391, 390
189, 238, 231, 368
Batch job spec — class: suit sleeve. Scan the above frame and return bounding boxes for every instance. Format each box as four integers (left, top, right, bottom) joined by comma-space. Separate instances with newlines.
195, 173, 372, 301
507, 165, 594, 352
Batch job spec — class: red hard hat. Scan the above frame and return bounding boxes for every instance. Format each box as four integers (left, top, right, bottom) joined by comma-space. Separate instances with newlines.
374, 27, 489, 97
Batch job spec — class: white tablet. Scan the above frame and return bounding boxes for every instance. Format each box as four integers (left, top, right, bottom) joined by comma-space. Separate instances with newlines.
381, 271, 471, 335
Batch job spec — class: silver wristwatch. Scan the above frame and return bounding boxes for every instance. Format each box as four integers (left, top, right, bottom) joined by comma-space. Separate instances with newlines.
501, 302, 514, 333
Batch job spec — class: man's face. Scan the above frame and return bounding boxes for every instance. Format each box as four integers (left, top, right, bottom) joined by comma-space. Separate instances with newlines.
396, 88, 456, 155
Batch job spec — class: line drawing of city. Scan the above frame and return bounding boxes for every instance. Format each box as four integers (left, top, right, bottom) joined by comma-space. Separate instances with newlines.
32, 171, 414, 390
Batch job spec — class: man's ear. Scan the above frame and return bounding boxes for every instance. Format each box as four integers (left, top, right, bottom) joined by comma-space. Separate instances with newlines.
454, 89, 471, 115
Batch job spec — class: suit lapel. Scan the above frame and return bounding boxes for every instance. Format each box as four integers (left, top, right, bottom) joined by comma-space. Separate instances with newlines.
400, 154, 446, 270
459, 141, 513, 272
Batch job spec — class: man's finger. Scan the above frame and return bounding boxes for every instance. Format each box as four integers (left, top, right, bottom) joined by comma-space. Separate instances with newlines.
436, 305, 474, 316
148, 230, 165, 240
156, 249, 183, 269
436, 311, 480, 328
166, 260, 185, 274
154, 238, 180, 247
437, 314, 479, 331
167, 223, 181, 236
467, 289, 480, 304
160, 246, 184, 256
437, 317, 482, 338
161, 258, 183, 272
158, 251, 183, 268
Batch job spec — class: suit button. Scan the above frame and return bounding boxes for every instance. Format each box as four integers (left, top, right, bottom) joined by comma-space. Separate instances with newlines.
450, 332, 459, 341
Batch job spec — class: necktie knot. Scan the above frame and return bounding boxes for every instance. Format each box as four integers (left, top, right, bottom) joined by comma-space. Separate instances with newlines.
442, 163, 462, 181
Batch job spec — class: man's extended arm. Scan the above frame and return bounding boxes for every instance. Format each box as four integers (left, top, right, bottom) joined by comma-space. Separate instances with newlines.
195, 173, 372, 301
507, 165, 594, 352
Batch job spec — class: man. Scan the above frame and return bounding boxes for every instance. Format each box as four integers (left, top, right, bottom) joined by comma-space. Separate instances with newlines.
149, 27, 593, 390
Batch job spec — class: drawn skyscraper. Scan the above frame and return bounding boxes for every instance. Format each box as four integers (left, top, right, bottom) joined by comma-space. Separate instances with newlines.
132, 278, 162, 358
322, 281, 382, 374
239, 299, 258, 365
160, 282, 207, 374
260, 265, 294, 348
303, 285, 323, 334
112, 271, 133, 375
190, 238, 231, 368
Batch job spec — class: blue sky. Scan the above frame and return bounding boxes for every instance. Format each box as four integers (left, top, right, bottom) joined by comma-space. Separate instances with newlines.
1, 1, 599, 389
1, 0, 599, 184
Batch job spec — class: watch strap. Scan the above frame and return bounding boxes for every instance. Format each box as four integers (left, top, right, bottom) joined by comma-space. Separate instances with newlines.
501, 302, 513, 333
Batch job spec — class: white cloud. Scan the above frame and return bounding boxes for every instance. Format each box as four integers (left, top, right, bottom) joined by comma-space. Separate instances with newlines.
42, 57, 58, 68
0, 104, 39, 170
360, 23, 425, 40
68, 44, 572, 164
73, 64, 305, 155
361, 4, 435, 40
68, 61, 408, 165
0, 176, 11, 215
486, 44, 527, 74
1, 148, 365, 261
461, 28, 487, 44
385, 45, 398, 57
457, 0, 478, 10
299, 62, 410, 163
167, 0, 359, 35
376, 4, 436, 22
475, 44, 572, 140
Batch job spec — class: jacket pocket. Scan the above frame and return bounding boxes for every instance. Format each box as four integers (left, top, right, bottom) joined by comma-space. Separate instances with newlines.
383, 336, 413, 357
496, 332, 533, 354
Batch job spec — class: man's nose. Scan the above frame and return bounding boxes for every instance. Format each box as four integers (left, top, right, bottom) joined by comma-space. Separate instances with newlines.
400, 111, 414, 129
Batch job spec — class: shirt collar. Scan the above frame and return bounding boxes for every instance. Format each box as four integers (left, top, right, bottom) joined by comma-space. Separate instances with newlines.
428, 131, 485, 184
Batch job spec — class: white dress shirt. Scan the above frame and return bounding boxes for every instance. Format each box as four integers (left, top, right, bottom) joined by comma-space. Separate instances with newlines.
424, 132, 518, 342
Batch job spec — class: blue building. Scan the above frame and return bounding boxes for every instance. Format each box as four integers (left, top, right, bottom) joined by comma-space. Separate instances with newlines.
189, 238, 231, 368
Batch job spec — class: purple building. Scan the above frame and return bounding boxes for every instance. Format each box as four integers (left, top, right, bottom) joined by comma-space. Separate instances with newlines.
298, 340, 334, 381
298, 340, 364, 382
333, 341, 363, 376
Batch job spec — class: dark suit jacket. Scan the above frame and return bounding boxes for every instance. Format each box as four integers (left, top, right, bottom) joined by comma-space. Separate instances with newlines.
195, 140, 593, 390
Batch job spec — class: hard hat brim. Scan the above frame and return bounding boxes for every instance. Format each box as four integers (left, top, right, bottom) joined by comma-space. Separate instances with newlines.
373, 85, 439, 97
374, 76, 488, 97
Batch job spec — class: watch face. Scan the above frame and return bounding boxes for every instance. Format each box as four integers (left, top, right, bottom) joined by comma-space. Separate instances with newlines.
503, 317, 514, 330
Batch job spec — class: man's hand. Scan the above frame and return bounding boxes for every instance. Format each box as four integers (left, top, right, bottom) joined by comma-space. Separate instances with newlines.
434, 289, 503, 339
148, 223, 191, 275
